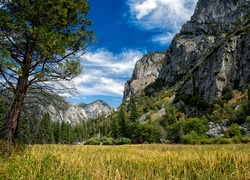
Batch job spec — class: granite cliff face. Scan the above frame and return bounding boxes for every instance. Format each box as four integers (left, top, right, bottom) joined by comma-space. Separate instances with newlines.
123, 53, 165, 101
160, 0, 250, 103
124, 0, 250, 111
24, 92, 113, 124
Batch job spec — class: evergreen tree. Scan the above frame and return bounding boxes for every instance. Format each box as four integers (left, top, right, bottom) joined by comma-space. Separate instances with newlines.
16, 115, 32, 144
118, 106, 127, 137
73, 124, 83, 142
0, 0, 95, 144
36, 112, 53, 144
110, 116, 120, 139
129, 99, 141, 123
66, 122, 74, 144
53, 120, 62, 144
126, 99, 141, 143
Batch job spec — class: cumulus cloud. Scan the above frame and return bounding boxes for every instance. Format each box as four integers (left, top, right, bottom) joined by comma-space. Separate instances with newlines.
71, 49, 143, 97
127, 0, 198, 43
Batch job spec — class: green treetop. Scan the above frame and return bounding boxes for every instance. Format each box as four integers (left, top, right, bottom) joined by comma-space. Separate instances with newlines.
0, 0, 95, 145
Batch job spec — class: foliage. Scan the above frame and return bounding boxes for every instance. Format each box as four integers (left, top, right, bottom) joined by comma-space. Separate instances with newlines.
117, 106, 127, 138
224, 123, 244, 138
84, 137, 100, 145
139, 122, 162, 143
114, 137, 132, 145
221, 86, 233, 101
181, 131, 209, 144
167, 117, 209, 143
173, 94, 209, 110
100, 137, 114, 145
0, 0, 95, 142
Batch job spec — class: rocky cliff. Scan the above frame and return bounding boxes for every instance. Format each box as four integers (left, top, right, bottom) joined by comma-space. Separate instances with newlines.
23, 91, 113, 124
124, 0, 250, 113
123, 52, 165, 101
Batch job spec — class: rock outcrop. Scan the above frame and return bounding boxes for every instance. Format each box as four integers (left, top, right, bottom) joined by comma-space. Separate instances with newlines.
124, 0, 250, 112
123, 53, 165, 101
159, 0, 250, 103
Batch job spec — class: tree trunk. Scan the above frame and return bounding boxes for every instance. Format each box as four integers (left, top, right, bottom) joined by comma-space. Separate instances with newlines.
5, 75, 28, 145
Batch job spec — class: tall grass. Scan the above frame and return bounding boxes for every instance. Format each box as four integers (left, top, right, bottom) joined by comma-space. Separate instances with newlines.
1, 144, 250, 179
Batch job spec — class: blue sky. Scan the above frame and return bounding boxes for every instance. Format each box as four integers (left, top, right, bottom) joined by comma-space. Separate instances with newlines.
66, 0, 198, 108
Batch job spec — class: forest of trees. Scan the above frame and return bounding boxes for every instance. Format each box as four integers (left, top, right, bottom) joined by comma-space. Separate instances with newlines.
1, 86, 250, 145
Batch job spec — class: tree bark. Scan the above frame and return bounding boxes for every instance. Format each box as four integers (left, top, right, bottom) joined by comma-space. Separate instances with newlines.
5, 76, 28, 144
5, 53, 31, 145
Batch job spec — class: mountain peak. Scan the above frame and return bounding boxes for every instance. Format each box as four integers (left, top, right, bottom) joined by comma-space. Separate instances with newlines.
78, 100, 114, 119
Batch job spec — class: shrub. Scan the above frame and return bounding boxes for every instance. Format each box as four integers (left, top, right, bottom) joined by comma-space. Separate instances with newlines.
114, 137, 132, 145
224, 123, 243, 138
212, 138, 233, 144
181, 131, 201, 144
247, 116, 250, 126
241, 137, 250, 144
100, 137, 114, 145
221, 86, 233, 101
232, 136, 242, 144
84, 137, 100, 145
181, 131, 209, 144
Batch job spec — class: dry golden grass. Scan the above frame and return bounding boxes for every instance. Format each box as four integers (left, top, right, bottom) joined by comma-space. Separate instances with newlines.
1, 144, 250, 179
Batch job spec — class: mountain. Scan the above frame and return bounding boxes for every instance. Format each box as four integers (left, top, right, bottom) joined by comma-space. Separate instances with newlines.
77, 100, 114, 119
21, 90, 113, 124
124, 0, 250, 116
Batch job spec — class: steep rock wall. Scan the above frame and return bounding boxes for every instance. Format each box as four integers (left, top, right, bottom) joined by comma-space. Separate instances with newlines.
159, 0, 250, 102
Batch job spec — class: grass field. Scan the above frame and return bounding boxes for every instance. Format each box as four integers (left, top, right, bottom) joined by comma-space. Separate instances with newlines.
1, 144, 250, 179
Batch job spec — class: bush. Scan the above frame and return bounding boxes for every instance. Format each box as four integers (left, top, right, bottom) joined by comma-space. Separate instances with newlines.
181, 131, 209, 144
100, 137, 114, 145
241, 137, 250, 144
84, 137, 100, 145
247, 116, 250, 126
181, 131, 201, 144
221, 86, 233, 101
224, 123, 243, 138
232, 136, 242, 144
114, 137, 132, 145
212, 138, 233, 144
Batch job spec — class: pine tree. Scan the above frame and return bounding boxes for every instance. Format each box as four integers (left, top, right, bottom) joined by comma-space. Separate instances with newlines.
127, 99, 141, 143
118, 106, 127, 137
110, 116, 120, 139
0, 0, 95, 144
53, 120, 61, 144
129, 99, 141, 123
36, 112, 53, 144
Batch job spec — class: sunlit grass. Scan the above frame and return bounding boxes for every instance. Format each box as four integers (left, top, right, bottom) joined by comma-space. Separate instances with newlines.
1, 144, 250, 179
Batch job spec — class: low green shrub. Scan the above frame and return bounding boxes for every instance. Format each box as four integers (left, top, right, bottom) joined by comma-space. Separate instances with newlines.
224, 123, 243, 138
212, 138, 233, 144
84, 137, 100, 145
100, 137, 114, 145
114, 137, 132, 145
181, 131, 209, 144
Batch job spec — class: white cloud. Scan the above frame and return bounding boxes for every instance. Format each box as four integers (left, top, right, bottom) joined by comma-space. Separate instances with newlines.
127, 0, 198, 44
71, 48, 143, 97
152, 32, 174, 45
